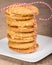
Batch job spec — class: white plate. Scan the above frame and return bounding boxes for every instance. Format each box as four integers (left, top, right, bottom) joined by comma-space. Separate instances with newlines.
0, 35, 52, 62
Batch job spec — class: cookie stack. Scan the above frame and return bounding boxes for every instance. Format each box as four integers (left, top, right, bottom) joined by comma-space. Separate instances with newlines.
5, 4, 39, 53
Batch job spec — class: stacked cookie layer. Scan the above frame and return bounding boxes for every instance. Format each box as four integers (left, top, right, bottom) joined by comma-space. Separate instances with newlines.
5, 4, 39, 53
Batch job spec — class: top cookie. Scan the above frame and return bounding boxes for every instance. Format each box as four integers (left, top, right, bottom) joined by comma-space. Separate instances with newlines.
5, 4, 39, 16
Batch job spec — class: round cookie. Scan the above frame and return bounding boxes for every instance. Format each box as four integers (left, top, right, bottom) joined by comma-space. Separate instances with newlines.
8, 26, 34, 33
5, 4, 39, 16
5, 14, 33, 20
5, 18, 34, 27
7, 30, 35, 39
9, 44, 39, 53
8, 34, 34, 43
8, 41, 35, 49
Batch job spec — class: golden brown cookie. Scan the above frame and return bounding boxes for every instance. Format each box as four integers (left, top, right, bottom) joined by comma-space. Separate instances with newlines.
9, 44, 39, 53
8, 26, 34, 33
5, 14, 33, 20
8, 41, 36, 49
5, 18, 35, 27
5, 4, 39, 16
8, 34, 34, 43
7, 30, 34, 39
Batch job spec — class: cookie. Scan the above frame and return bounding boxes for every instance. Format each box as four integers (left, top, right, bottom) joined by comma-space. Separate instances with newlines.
8, 34, 34, 43
5, 14, 33, 20
5, 18, 34, 27
7, 30, 35, 39
9, 44, 39, 53
8, 26, 34, 33
8, 41, 35, 49
5, 4, 39, 16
